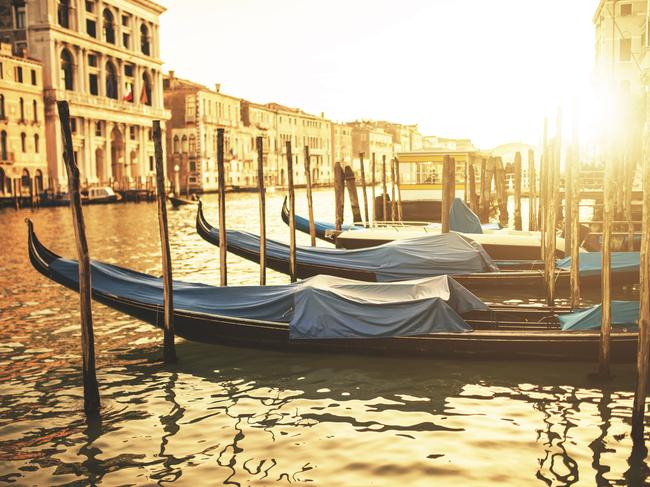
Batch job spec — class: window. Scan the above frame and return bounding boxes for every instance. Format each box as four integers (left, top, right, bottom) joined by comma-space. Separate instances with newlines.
124, 64, 134, 77
129, 126, 136, 140
32, 100, 37, 122
141, 72, 152, 105
0, 131, 6, 160
58, 0, 70, 28
16, 66, 23, 83
60, 49, 74, 90
122, 15, 130, 26
34, 134, 39, 153
620, 3, 632, 16
140, 24, 150, 55
0, 95, 4, 119
88, 54, 97, 67
103, 9, 115, 44
86, 19, 97, 38
105, 62, 118, 99
189, 161, 196, 172
15, 5, 25, 29
620, 38, 632, 62
89, 73, 98, 95
148, 129, 152, 141
173, 136, 179, 153
70, 118, 77, 133
85, 1, 95, 13
21, 133, 26, 152
189, 135, 196, 153
0, 63, 3, 79
149, 156, 154, 172
95, 121, 102, 136
19, 98, 24, 121
122, 33, 130, 49
30, 69, 36, 85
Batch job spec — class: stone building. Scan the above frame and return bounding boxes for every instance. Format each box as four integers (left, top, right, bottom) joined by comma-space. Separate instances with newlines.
0, 0, 169, 190
331, 122, 353, 169
0, 41, 47, 198
165, 73, 245, 192
239, 100, 279, 187
349, 122, 394, 180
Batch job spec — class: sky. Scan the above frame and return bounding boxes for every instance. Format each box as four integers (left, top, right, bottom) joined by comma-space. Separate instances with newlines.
159, 0, 597, 149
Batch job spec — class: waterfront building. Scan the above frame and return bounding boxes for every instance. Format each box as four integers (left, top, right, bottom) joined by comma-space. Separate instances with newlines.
349, 122, 394, 180
0, 0, 169, 190
165, 73, 246, 192
0, 42, 47, 198
331, 122, 353, 169
240, 100, 279, 188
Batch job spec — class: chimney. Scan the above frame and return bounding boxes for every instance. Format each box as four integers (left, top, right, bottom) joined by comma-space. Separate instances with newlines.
215, 83, 221, 93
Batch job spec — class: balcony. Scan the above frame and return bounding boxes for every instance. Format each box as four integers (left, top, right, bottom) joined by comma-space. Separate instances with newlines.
46, 89, 170, 119
0, 152, 16, 164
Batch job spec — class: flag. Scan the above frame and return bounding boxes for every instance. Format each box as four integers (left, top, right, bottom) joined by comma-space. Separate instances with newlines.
123, 83, 133, 102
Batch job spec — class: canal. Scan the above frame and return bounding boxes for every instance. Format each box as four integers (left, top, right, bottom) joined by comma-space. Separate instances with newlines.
0, 189, 647, 485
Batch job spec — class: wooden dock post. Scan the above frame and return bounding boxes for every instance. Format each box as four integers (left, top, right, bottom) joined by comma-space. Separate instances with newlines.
479, 157, 488, 222
57, 100, 100, 415
344, 165, 362, 223
514, 152, 522, 230
528, 149, 537, 231
598, 156, 614, 379
495, 157, 508, 228
153, 121, 177, 364
371, 153, 376, 225
631, 128, 650, 447
540, 118, 549, 263
624, 156, 635, 251
286, 141, 297, 282
395, 156, 403, 222
381, 155, 388, 222
303, 145, 316, 246
568, 139, 581, 309
359, 152, 370, 226
256, 137, 266, 285
334, 161, 344, 231
441, 155, 454, 233
217, 128, 227, 286
390, 158, 397, 221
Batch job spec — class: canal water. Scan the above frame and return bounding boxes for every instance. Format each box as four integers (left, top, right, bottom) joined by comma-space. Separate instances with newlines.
0, 189, 647, 485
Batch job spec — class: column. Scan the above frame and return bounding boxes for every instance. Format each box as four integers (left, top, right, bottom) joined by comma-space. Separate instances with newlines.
87, 118, 96, 182
98, 52, 106, 97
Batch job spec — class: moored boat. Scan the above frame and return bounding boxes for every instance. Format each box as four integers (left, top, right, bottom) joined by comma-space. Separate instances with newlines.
26, 220, 639, 362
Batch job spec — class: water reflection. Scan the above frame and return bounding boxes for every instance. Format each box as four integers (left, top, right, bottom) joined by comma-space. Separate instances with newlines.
0, 191, 648, 485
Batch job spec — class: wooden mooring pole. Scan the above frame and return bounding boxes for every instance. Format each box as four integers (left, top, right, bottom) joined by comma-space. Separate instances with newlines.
371, 153, 376, 225
569, 136, 581, 310
153, 121, 177, 363
631, 126, 650, 447
390, 158, 397, 222
468, 160, 478, 212
303, 145, 316, 246
334, 161, 344, 231
514, 152, 522, 231
598, 155, 614, 379
359, 152, 369, 226
479, 158, 488, 222
256, 137, 266, 285
57, 100, 100, 415
495, 157, 508, 228
540, 118, 548, 263
528, 149, 537, 231
381, 155, 388, 222
441, 155, 454, 233
395, 157, 403, 222
286, 141, 297, 282
344, 165, 362, 224
217, 128, 227, 286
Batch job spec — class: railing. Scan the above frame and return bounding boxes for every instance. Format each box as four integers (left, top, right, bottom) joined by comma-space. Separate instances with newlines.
47, 89, 169, 119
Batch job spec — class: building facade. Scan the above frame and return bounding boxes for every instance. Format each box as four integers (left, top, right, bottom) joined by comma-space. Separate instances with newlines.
349, 122, 394, 180
0, 41, 47, 198
0, 0, 169, 191
331, 122, 353, 169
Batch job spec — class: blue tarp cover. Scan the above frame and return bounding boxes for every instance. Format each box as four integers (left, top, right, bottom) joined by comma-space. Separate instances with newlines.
558, 301, 640, 331
449, 198, 484, 234
214, 228, 499, 281
49, 259, 486, 338
556, 252, 640, 276
293, 211, 360, 236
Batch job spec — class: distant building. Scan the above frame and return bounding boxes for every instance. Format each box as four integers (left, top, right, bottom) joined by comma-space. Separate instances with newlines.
349, 122, 393, 180
0, 42, 47, 197
331, 122, 353, 169
490, 142, 538, 190
0, 0, 169, 190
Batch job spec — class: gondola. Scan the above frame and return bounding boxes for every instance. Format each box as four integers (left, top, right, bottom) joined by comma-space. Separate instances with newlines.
198, 202, 640, 292
26, 220, 639, 361
281, 196, 360, 244
169, 195, 198, 208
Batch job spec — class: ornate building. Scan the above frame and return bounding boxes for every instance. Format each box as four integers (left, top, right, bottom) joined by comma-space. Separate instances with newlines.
0, 42, 47, 198
0, 0, 169, 190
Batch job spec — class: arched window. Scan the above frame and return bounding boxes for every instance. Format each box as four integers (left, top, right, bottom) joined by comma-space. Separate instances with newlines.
188, 135, 196, 153
0, 167, 5, 194
0, 95, 5, 119
141, 72, 152, 106
21, 132, 27, 152
0, 130, 7, 160
19, 97, 24, 121
33, 100, 38, 122
35, 169, 44, 193
140, 24, 150, 55
34, 134, 40, 153
103, 9, 115, 44
105, 61, 118, 99
181, 135, 188, 153
173, 135, 179, 153
60, 48, 74, 91
58, 0, 70, 28
21, 169, 30, 189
